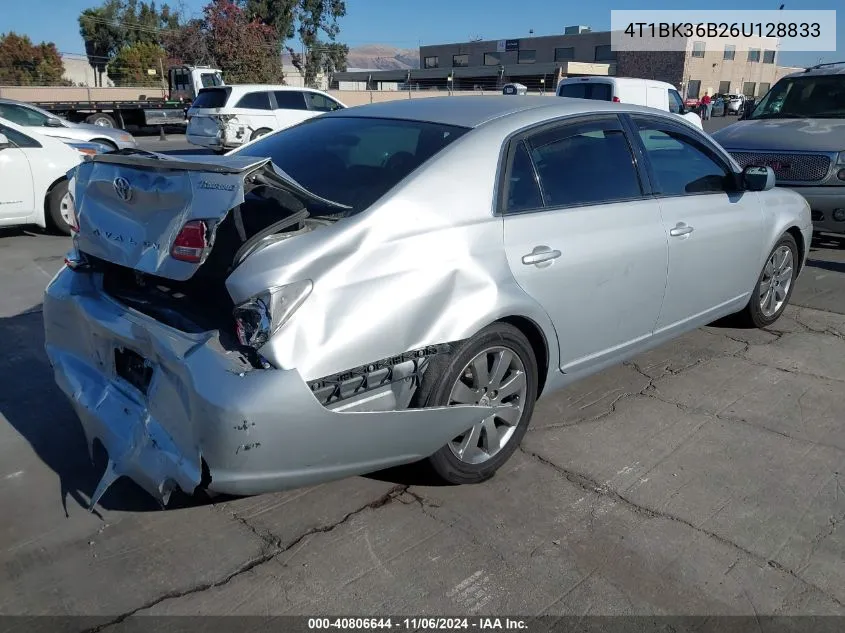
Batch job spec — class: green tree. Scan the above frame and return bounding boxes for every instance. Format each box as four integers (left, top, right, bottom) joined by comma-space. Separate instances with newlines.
204, 0, 284, 83
0, 32, 67, 86
79, 1, 124, 84
108, 41, 167, 86
244, 0, 347, 85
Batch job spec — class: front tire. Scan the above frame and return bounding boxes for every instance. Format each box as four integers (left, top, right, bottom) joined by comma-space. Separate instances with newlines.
739, 234, 798, 328
415, 323, 539, 485
46, 180, 73, 236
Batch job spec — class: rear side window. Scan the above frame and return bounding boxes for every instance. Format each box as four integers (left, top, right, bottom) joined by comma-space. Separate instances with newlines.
235, 91, 272, 110
521, 117, 642, 208
238, 116, 469, 214
559, 82, 613, 101
191, 88, 230, 108
505, 141, 543, 213
273, 91, 308, 110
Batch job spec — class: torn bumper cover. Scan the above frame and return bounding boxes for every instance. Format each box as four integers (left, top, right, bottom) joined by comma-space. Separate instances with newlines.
43, 269, 500, 507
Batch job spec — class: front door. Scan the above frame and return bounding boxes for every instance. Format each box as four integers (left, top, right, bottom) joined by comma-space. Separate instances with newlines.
629, 115, 765, 334
0, 124, 35, 222
272, 90, 318, 131
501, 115, 669, 373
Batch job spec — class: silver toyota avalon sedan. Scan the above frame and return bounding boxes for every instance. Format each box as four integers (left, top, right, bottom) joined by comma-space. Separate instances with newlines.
44, 96, 812, 508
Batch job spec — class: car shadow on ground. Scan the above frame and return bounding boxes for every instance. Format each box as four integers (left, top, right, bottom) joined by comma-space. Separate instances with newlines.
0, 306, 214, 515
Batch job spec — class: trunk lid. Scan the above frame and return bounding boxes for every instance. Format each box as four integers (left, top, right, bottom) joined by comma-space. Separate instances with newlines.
71, 151, 348, 281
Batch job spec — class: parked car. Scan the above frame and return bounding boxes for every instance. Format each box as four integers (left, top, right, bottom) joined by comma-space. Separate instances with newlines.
712, 62, 845, 235
0, 118, 84, 234
724, 94, 746, 115
46, 97, 811, 508
557, 77, 703, 129
0, 99, 137, 150
186, 85, 347, 152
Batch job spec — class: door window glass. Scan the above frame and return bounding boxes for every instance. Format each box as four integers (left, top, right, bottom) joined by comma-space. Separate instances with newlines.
305, 92, 342, 112
235, 91, 272, 110
505, 140, 543, 213
273, 90, 308, 110
0, 103, 49, 126
633, 117, 732, 196
0, 123, 40, 148
668, 89, 684, 113
525, 118, 642, 208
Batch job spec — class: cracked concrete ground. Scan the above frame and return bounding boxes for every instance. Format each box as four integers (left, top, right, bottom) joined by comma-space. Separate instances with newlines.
1, 227, 844, 624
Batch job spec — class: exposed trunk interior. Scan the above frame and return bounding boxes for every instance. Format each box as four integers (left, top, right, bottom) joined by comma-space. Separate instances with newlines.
88, 184, 328, 338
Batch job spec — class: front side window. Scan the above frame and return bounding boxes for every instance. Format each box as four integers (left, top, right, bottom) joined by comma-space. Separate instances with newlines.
523, 117, 642, 208
484, 52, 501, 66
305, 92, 341, 112
692, 41, 705, 58
0, 123, 40, 148
424, 56, 438, 69
452, 54, 469, 67
235, 91, 272, 110
238, 117, 469, 215
668, 89, 684, 113
0, 103, 50, 126
518, 49, 536, 64
750, 75, 845, 119
201, 72, 223, 87
633, 117, 732, 196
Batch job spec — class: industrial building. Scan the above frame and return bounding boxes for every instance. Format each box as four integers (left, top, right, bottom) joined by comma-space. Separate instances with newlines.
331, 26, 804, 97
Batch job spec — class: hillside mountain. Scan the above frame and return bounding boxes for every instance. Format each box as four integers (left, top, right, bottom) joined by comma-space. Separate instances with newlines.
281, 45, 420, 72
346, 45, 419, 70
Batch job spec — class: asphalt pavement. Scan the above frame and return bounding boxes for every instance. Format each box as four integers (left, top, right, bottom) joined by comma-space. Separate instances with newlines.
1, 110, 844, 624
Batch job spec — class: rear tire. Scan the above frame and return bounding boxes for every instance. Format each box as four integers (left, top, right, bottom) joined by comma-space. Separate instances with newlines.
86, 113, 117, 128
415, 323, 538, 485
737, 234, 798, 328
46, 180, 73, 236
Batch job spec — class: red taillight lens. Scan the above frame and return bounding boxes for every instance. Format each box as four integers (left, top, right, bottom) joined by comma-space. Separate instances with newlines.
171, 220, 208, 263
612, 96, 621, 103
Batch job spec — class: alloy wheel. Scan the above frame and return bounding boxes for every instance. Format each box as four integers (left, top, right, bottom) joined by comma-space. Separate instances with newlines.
447, 346, 527, 465
759, 245, 794, 318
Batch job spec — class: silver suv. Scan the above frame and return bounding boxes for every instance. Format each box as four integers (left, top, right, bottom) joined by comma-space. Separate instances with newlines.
712, 62, 845, 236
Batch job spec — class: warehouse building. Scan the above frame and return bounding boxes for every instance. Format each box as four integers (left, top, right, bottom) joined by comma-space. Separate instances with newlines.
332, 27, 804, 97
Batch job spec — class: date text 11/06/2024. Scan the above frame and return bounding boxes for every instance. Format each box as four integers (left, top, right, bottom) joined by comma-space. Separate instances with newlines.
307, 618, 528, 630
623, 22, 821, 38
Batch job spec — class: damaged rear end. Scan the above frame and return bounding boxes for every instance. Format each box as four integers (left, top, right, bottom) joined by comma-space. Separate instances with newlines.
44, 151, 497, 508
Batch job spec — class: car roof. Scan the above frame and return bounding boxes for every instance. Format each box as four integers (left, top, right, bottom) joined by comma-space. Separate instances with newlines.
221, 84, 329, 94
559, 76, 675, 89
320, 95, 687, 129
782, 62, 845, 79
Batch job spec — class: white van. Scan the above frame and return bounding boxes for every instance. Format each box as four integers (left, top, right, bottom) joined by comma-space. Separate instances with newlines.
186, 85, 347, 152
557, 77, 703, 129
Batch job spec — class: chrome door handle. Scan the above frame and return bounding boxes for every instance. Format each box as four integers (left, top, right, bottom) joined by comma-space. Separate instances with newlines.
522, 246, 562, 267
669, 223, 694, 237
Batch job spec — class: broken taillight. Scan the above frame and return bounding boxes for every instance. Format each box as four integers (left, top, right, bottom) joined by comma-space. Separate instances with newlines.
612, 96, 621, 103
170, 220, 208, 263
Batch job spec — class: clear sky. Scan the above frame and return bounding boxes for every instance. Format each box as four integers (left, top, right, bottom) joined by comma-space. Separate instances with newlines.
3, 0, 842, 67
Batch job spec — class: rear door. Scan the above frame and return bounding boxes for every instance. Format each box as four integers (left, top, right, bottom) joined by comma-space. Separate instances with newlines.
0, 123, 36, 222
272, 90, 317, 130
501, 114, 668, 374
628, 114, 765, 333
230, 90, 277, 134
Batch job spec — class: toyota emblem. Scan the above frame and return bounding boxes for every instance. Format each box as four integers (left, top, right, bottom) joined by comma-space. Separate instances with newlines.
113, 177, 133, 202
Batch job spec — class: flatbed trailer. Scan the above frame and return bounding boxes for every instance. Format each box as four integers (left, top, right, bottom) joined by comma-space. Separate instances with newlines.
31, 99, 191, 130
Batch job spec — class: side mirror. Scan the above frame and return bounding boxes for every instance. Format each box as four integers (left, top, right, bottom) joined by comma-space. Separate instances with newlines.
45, 117, 64, 128
743, 166, 776, 191
0, 133, 10, 150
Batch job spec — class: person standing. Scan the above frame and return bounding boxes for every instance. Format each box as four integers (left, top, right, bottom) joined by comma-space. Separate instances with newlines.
700, 92, 712, 120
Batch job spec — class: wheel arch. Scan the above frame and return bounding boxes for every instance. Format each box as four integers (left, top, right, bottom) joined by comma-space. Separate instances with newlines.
91, 138, 118, 150
496, 314, 550, 398
39, 176, 68, 229
784, 225, 805, 274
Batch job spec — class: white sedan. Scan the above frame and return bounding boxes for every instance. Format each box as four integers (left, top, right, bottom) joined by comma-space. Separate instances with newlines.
0, 117, 84, 235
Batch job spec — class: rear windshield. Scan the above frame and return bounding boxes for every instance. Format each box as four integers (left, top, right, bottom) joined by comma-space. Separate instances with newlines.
237, 116, 469, 214
559, 82, 613, 101
191, 88, 231, 109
